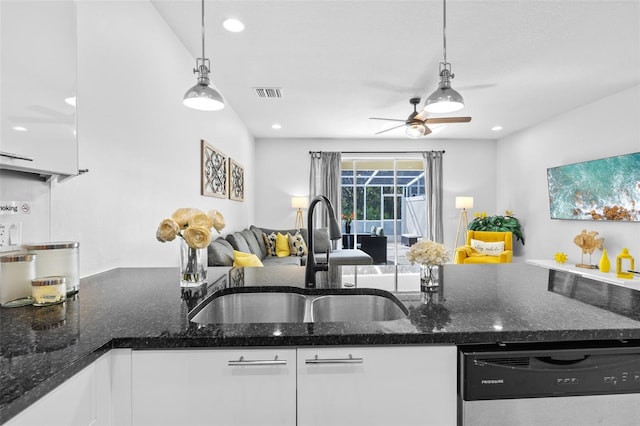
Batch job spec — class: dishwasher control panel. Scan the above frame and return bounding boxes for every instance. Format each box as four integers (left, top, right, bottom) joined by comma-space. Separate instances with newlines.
461, 346, 640, 400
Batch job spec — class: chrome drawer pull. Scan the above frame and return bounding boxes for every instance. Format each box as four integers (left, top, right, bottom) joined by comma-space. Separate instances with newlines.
0, 151, 34, 161
305, 354, 363, 364
228, 355, 287, 366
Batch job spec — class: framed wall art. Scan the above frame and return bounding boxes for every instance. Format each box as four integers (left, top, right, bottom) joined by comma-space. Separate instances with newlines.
229, 158, 245, 201
547, 152, 640, 222
201, 140, 228, 198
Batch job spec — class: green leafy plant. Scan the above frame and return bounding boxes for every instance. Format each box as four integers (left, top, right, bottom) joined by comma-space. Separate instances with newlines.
468, 211, 525, 245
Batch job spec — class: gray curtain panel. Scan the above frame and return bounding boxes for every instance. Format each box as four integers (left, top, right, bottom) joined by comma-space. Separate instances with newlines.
309, 151, 342, 230
423, 151, 444, 243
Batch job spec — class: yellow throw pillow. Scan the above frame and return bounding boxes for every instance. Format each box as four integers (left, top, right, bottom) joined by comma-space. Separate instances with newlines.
276, 232, 291, 257
233, 250, 264, 267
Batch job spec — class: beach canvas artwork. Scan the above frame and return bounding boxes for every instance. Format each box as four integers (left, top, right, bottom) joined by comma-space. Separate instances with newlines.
547, 152, 640, 222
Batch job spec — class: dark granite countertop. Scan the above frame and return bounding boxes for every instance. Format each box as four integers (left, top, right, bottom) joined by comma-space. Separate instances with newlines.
2, 263, 640, 423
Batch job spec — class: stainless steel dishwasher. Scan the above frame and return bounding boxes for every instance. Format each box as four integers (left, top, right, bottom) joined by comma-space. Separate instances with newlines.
459, 342, 640, 426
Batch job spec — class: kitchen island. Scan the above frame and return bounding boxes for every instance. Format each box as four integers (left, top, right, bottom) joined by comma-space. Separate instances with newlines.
1, 263, 640, 423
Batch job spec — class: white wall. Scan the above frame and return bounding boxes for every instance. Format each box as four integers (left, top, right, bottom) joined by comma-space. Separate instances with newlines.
1, 1, 254, 277
497, 85, 640, 263
253, 137, 497, 253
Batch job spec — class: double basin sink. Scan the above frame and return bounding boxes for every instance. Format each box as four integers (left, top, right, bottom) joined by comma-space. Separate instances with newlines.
188, 287, 408, 324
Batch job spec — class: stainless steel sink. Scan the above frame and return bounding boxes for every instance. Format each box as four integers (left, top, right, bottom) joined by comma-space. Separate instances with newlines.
310, 294, 407, 322
188, 288, 408, 324
189, 291, 307, 324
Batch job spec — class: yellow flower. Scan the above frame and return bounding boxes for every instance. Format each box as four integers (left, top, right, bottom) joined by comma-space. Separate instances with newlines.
158, 207, 225, 249
554, 252, 568, 264
474, 211, 487, 218
208, 209, 225, 233
189, 210, 212, 228
183, 226, 212, 249
505, 210, 513, 217
156, 218, 179, 242
172, 208, 196, 228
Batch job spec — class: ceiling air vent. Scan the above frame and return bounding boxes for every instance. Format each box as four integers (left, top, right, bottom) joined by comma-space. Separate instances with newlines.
253, 87, 283, 99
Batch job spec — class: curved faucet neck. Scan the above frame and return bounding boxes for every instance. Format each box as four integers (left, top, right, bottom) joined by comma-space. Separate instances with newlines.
305, 195, 340, 288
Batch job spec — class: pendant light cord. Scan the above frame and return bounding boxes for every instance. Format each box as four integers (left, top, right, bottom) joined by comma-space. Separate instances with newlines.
200, 0, 205, 61
442, 0, 447, 64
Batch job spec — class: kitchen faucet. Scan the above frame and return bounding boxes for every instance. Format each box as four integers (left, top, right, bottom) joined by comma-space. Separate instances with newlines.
305, 195, 342, 288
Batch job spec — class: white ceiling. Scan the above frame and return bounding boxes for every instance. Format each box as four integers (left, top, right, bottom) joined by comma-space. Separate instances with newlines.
152, 0, 640, 140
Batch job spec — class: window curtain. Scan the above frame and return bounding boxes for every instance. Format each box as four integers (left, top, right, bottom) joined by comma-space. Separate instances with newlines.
309, 151, 342, 229
422, 151, 444, 243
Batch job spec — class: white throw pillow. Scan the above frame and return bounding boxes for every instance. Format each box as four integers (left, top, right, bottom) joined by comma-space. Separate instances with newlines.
470, 239, 505, 256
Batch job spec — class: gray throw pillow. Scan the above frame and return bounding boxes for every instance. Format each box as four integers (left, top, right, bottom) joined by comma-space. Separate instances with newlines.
226, 232, 251, 253
207, 237, 234, 266
313, 228, 331, 253
241, 229, 263, 257
249, 226, 268, 258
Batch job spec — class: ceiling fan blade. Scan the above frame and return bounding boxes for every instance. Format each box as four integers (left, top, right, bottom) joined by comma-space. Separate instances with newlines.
414, 110, 428, 121
369, 117, 406, 122
374, 123, 406, 135
424, 117, 472, 124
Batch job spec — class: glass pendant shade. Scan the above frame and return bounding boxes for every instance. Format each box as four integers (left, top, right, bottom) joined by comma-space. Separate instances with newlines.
406, 122, 426, 138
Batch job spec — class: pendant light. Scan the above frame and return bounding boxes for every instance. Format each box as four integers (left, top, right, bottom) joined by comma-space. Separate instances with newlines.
423, 0, 464, 114
183, 0, 224, 111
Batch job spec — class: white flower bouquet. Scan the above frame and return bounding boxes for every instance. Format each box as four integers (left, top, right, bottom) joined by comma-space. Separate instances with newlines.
406, 240, 450, 266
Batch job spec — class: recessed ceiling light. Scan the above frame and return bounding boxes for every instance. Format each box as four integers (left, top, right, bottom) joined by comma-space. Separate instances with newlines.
271, 123, 282, 130
12, 126, 27, 132
222, 17, 245, 32
491, 125, 503, 131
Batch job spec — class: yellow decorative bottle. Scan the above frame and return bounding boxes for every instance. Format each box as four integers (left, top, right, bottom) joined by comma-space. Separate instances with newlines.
598, 248, 611, 273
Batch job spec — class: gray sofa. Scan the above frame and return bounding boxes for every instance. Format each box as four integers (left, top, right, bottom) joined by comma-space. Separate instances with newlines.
207, 225, 372, 267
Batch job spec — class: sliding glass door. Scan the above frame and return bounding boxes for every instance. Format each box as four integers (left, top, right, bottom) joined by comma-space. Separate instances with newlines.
341, 157, 425, 265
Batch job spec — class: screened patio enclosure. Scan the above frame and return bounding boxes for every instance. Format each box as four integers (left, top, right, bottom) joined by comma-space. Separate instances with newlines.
341, 158, 427, 264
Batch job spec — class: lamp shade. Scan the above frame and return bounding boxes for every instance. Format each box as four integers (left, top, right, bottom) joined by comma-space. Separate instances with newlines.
291, 196, 308, 209
424, 85, 464, 113
455, 196, 474, 209
183, 82, 225, 111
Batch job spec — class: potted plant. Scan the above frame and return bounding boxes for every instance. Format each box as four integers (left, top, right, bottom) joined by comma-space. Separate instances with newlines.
468, 210, 525, 245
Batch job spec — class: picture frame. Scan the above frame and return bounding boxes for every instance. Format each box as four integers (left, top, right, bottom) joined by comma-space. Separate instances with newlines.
229, 158, 245, 201
201, 140, 228, 198
547, 152, 640, 222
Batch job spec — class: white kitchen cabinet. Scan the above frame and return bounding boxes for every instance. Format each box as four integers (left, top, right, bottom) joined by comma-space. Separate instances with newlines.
0, 0, 78, 178
130, 348, 297, 426
297, 345, 457, 426
6, 352, 112, 426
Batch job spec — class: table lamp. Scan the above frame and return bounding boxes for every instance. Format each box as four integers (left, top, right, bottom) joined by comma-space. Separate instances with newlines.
453, 196, 474, 253
291, 196, 308, 229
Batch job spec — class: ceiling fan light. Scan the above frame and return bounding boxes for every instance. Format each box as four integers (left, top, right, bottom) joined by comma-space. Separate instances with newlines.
406, 123, 426, 138
424, 86, 464, 113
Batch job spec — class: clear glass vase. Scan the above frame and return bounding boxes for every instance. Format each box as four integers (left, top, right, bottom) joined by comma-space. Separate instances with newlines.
179, 239, 208, 288
420, 264, 441, 304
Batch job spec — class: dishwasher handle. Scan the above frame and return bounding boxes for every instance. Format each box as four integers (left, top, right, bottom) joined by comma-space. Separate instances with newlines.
534, 355, 589, 366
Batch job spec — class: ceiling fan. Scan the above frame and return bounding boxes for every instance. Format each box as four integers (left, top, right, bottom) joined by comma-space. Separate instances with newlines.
369, 97, 471, 138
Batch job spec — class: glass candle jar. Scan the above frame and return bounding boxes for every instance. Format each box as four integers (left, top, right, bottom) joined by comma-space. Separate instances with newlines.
31, 276, 67, 306
0, 253, 36, 307
23, 242, 79, 295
